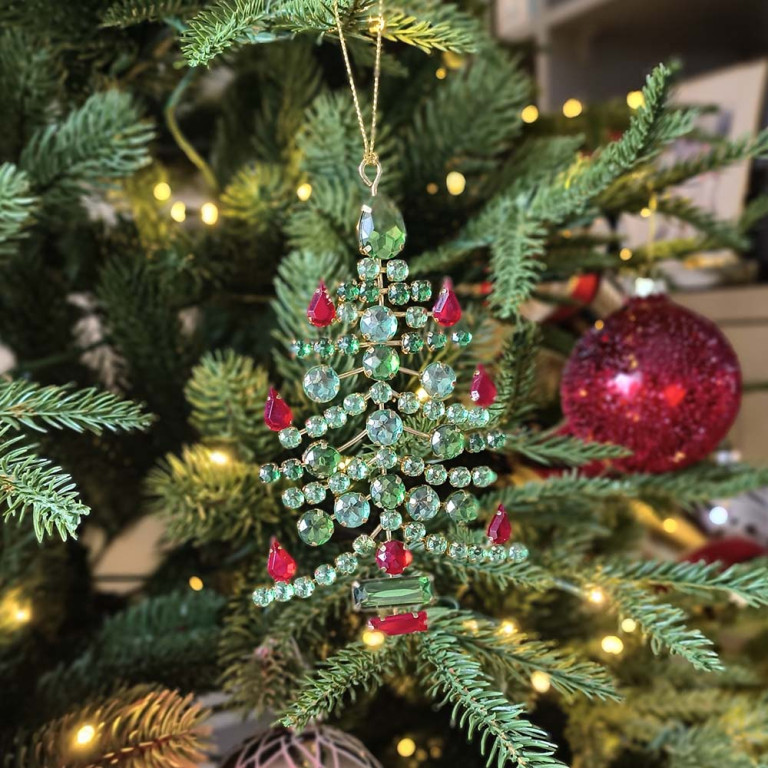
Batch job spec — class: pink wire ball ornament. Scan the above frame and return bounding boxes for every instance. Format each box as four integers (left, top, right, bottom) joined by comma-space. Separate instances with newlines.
560, 294, 742, 474
221, 726, 382, 768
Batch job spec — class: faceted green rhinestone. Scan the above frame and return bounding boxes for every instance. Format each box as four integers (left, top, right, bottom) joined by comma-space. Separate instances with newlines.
486, 430, 507, 449
294, 576, 316, 599
343, 393, 366, 415
448, 542, 467, 560
401, 333, 424, 354
380, 509, 403, 530
346, 458, 369, 480
360, 306, 398, 342
397, 391, 420, 414
337, 303, 358, 324
303, 365, 340, 403
259, 463, 279, 483
386, 260, 409, 281
335, 552, 358, 575
423, 400, 445, 420
446, 403, 468, 424
336, 281, 360, 302
357, 195, 406, 260
362, 345, 400, 380
324, 406, 347, 429
297, 509, 334, 546
374, 447, 398, 469
279, 427, 301, 449
486, 544, 507, 563
426, 331, 447, 351
366, 409, 403, 446
313, 338, 334, 358
282, 487, 305, 509
508, 543, 529, 563
387, 282, 409, 305
449, 467, 472, 488
466, 545, 484, 563
281, 459, 304, 480
410, 280, 432, 302
305, 415, 328, 438
432, 425, 465, 459
370, 474, 406, 508
352, 575, 434, 610
445, 490, 479, 523
472, 466, 497, 487
252, 586, 275, 607
451, 329, 472, 346
334, 492, 370, 528
370, 381, 393, 404
337, 334, 360, 355
404, 522, 426, 541
401, 456, 425, 476
303, 482, 326, 504
274, 582, 294, 602
424, 464, 447, 485
357, 257, 380, 281
467, 433, 486, 453
405, 306, 428, 328
328, 472, 351, 494
425, 533, 447, 554
302, 441, 341, 478
361, 281, 380, 304
292, 339, 312, 358
314, 564, 337, 586
421, 362, 456, 400
406, 485, 440, 521
353, 534, 376, 556
467, 408, 490, 428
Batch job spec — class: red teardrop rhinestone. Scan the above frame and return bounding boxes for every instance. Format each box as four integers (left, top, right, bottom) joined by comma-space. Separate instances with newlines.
306, 280, 336, 327
432, 278, 462, 327
486, 504, 512, 544
267, 539, 297, 582
470, 365, 498, 407
264, 387, 293, 431
369, 611, 428, 636
375, 541, 413, 575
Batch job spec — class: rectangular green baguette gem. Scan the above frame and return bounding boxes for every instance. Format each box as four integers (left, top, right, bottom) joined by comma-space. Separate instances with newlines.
352, 576, 434, 611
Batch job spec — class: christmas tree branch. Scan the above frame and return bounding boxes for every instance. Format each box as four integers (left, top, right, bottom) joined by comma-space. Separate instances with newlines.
0, 163, 36, 259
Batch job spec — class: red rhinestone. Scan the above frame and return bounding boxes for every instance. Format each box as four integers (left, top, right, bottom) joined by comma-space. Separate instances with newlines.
375, 541, 413, 575
470, 365, 498, 406
267, 539, 297, 582
264, 387, 293, 431
432, 278, 462, 327
369, 611, 428, 636
306, 280, 336, 327
486, 504, 512, 544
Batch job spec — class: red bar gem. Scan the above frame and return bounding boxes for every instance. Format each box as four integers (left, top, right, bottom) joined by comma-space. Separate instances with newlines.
264, 387, 293, 431
470, 365, 498, 406
369, 611, 428, 636
432, 278, 462, 327
486, 504, 512, 544
267, 539, 297, 581
307, 280, 336, 327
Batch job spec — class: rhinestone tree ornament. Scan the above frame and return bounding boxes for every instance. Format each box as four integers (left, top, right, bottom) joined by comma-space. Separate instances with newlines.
252, 196, 529, 635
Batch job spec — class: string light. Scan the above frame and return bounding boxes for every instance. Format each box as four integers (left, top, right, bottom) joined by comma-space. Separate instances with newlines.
531, 671, 551, 693
640, 207, 652, 218
709, 505, 729, 525
435, 67, 447, 80
415, 387, 429, 402
429, 745, 443, 759
153, 182, 171, 201
296, 183, 313, 201
619, 248, 632, 261
626, 90, 645, 110
499, 620, 517, 636
75, 724, 96, 746
594, 320, 605, 330
170, 201, 186, 222
601, 635, 624, 655
200, 202, 219, 225
521, 105, 539, 124
587, 587, 606, 605
209, 450, 229, 465
463, 619, 479, 633
562, 98, 583, 118
362, 628, 386, 648
662, 517, 679, 533
397, 738, 417, 757
621, 618, 637, 633
426, 182, 438, 195
14, 605, 31, 623
445, 171, 466, 196
188, 576, 204, 591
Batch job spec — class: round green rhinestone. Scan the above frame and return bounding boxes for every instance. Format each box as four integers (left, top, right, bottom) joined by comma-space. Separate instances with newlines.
366, 409, 403, 446
449, 467, 472, 488
337, 303, 358, 324
294, 576, 316, 599
466, 545, 484, 563
328, 471, 351, 494
362, 345, 400, 380
424, 464, 448, 485
314, 564, 337, 586
357, 257, 380, 281
387, 283, 409, 305
297, 509, 334, 546
304, 482, 326, 504
423, 400, 445, 420
337, 281, 360, 302
324, 406, 348, 429
397, 391, 420, 414
472, 466, 497, 487
380, 509, 403, 530
432, 425, 465, 459
386, 259, 409, 281
486, 544, 507, 563
346, 458, 369, 480
426, 331, 447, 351
404, 522, 426, 541
401, 456, 425, 476
406, 485, 440, 521
402, 333, 424, 354
370, 474, 406, 508
467, 433, 486, 453
357, 195, 406, 260
334, 492, 370, 528
405, 306, 428, 328
337, 334, 360, 355
305, 415, 328, 437
446, 403, 468, 424
279, 427, 301, 449
425, 534, 447, 554
302, 441, 341, 478
343, 393, 367, 415
360, 306, 398, 342
447, 542, 467, 560
335, 552, 358, 575
411, 280, 432, 302
374, 447, 398, 469
467, 408, 490, 428
487, 430, 507, 449
303, 365, 340, 403
353, 534, 376, 556
508, 543, 529, 563
281, 459, 304, 480
370, 381, 394, 404
274, 582, 294, 602
445, 490, 479, 523
421, 362, 456, 400
314, 338, 334, 358
252, 586, 275, 607
282, 487, 305, 509
292, 339, 312, 358
361, 281, 380, 304
259, 463, 279, 483
451, 329, 472, 346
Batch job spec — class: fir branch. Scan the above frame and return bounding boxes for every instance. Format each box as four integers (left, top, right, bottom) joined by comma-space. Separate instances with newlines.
417, 630, 564, 768
101, 0, 205, 27
379, 4, 481, 53
489, 473, 632, 508
419, 552, 554, 592
220, 162, 290, 231
739, 194, 768, 232
0, 164, 36, 259
653, 195, 748, 250
0, 379, 151, 435
503, 429, 630, 466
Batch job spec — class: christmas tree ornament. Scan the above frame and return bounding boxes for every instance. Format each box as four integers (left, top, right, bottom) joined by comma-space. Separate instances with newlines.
221, 726, 381, 768
561, 294, 741, 473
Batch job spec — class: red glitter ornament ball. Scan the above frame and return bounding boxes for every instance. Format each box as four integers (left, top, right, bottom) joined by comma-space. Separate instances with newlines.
560, 295, 741, 474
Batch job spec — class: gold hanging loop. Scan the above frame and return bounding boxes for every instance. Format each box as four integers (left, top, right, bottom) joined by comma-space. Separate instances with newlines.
359, 154, 382, 196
